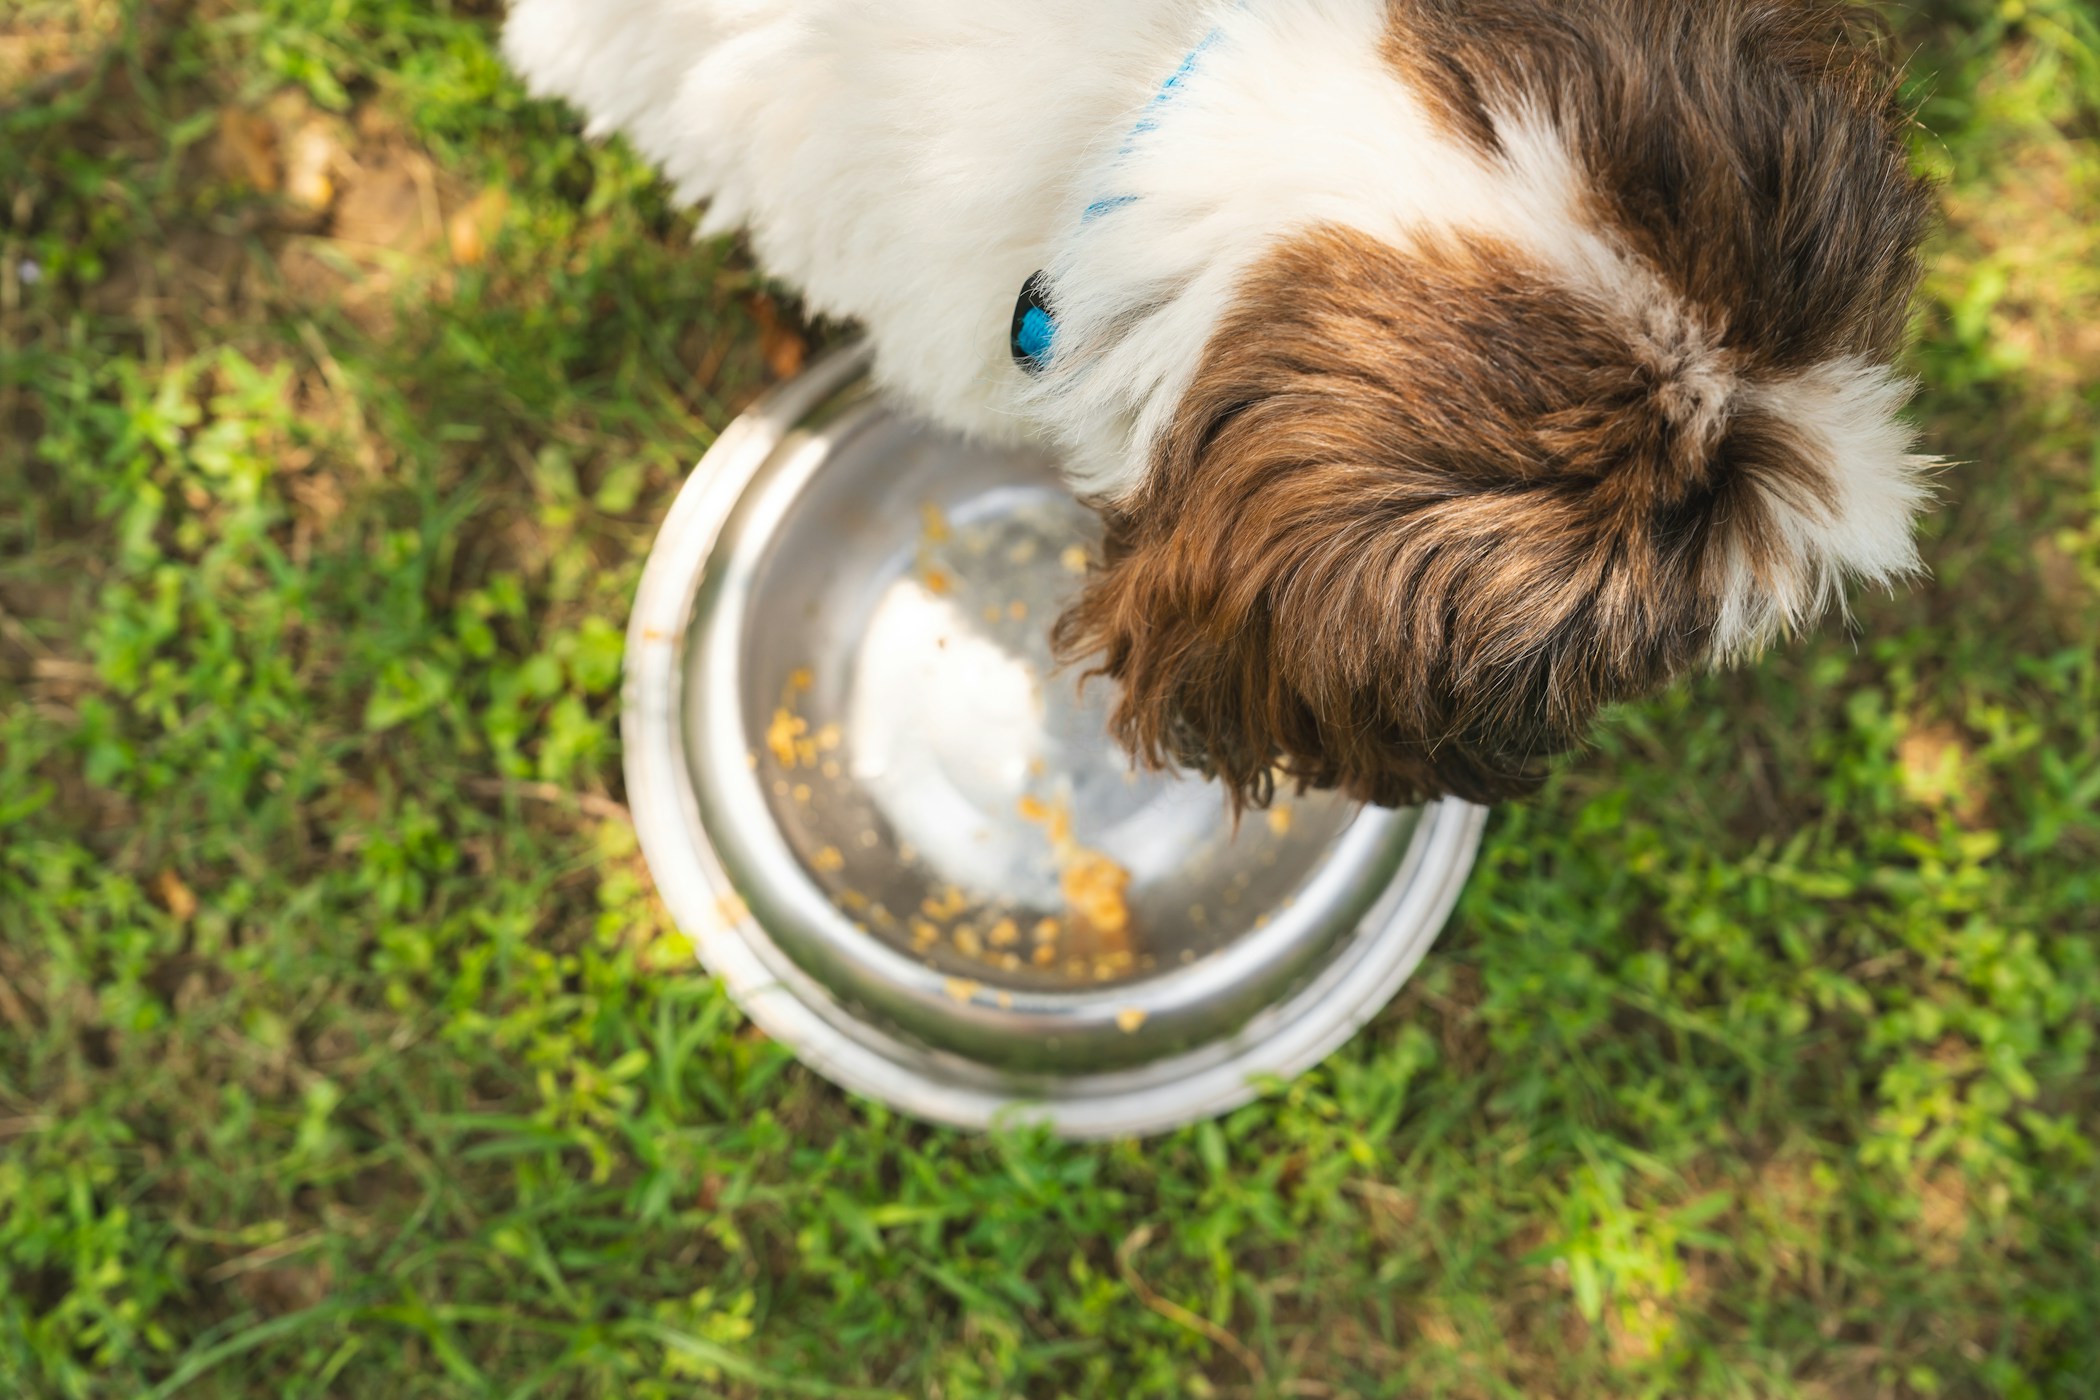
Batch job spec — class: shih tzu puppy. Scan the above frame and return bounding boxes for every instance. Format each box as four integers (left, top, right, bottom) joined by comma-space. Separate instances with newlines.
503, 0, 1935, 809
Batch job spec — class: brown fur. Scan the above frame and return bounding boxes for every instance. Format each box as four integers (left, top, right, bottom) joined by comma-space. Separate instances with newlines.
1054, 0, 1934, 810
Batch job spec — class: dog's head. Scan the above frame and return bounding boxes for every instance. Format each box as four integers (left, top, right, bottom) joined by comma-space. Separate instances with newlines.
1027, 0, 1935, 809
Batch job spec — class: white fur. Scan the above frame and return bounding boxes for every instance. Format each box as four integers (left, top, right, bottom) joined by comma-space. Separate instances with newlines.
1715, 361, 1936, 658
503, 0, 1926, 658
504, 0, 1215, 444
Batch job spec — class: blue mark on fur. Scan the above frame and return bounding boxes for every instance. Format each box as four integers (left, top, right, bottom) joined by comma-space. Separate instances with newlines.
1117, 25, 1223, 156
1084, 21, 1230, 219
1082, 193, 1141, 223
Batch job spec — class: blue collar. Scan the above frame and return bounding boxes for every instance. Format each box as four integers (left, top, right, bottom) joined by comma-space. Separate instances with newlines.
1010, 23, 1228, 375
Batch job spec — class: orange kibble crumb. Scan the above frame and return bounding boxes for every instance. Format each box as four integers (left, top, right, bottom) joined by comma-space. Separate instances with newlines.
921, 885, 968, 921
1061, 850, 1131, 936
766, 708, 808, 767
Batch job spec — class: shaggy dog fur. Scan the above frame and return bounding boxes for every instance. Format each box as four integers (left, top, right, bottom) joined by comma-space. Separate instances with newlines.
505, 0, 1935, 809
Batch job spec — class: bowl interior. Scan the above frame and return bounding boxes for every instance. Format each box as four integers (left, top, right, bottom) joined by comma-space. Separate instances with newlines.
725, 404, 1360, 997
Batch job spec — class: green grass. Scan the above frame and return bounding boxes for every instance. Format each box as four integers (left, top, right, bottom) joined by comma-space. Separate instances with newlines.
2, 1, 2098, 1395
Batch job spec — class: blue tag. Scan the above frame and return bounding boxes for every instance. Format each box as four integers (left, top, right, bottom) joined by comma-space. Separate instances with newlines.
1010, 271, 1056, 374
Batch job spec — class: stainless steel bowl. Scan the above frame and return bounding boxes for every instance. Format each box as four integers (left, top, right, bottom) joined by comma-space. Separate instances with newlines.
624, 344, 1486, 1137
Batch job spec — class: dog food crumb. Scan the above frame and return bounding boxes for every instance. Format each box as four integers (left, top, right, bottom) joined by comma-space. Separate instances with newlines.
943, 977, 980, 1004
815, 723, 843, 751
988, 918, 1020, 948
1267, 804, 1293, 836
788, 668, 814, 695
1019, 793, 1135, 940
766, 708, 808, 767
1062, 850, 1131, 936
792, 783, 813, 803
1061, 546, 1089, 574
922, 566, 952, 595
812, 845, 844, 873
922, 885, 968, 920
1116, 1008, 1147, 1033
953, 926, 983, 958
858, 829, 880, 849
838, 889, 869, 912
1032, 944, 1058, 967
1007, 600, 1028, 622
1033, 917, 1062, 944
910, 919, 941, 951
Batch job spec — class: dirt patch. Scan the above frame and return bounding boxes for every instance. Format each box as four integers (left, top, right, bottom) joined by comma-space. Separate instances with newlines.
0, 1, 121, 95
1896, 721, 1984, 825
1913, 1168, 1972, 1270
